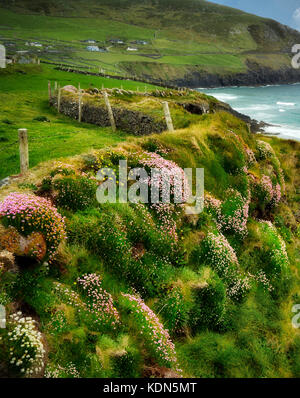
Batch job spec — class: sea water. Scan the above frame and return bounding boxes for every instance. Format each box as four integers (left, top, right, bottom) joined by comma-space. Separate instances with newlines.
200, 84, 300, 141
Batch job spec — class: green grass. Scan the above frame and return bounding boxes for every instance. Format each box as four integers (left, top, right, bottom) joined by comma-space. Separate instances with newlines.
0, 71, 299, 377
0, 0, 300, 379
1, 0, 299, 81
0, 64, 157, 179
0, 110, 299, 378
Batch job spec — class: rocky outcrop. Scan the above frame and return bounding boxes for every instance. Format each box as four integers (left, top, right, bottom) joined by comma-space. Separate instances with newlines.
174, 62, 300, 89
213, 101, 269, 133
0, 225, 47, 261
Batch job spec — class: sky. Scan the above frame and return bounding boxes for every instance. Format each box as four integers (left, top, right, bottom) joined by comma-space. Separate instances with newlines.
209, 0, 300, 30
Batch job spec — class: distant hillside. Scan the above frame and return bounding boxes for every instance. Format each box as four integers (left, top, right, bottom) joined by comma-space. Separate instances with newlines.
1, 0, 300, 87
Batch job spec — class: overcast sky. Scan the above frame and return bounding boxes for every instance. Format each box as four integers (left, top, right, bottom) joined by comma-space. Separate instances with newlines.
210, 0, 300, 30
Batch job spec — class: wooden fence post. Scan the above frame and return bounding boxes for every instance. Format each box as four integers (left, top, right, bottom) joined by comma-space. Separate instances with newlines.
48, 81, 51, 101
57, 86, 62, 112
103, 91, 116, 132
54, 81, 58, 91
163, 101, 174, 132
78, 88, 82, 123
18, 128, 29, 175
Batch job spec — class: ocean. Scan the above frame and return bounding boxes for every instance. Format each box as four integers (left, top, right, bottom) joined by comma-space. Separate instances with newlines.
200, 84, 300, 141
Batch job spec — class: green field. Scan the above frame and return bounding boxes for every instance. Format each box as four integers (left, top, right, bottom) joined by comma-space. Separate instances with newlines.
0, 64, 157, 180
1, 0, 299, 82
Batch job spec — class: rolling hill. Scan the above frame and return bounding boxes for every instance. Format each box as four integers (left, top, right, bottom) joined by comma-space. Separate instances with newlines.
0, 0, 300, 87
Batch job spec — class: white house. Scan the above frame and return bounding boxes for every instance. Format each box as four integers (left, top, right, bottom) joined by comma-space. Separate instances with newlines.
86, 45, 100, 52
127, 47, 138, 52
26, 42, 43, 48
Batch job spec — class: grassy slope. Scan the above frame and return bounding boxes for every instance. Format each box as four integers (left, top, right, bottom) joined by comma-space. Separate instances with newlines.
0, 109, 299, 378
0, 0, 299, 80
0, 8, 299, 378
0, 64, 157, 179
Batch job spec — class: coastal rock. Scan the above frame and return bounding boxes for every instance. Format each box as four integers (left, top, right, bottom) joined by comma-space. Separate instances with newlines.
62, 85, 78, 93
0, 225, 47, 261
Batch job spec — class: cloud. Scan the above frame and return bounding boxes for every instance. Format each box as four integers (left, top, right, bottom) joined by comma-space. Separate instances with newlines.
293, 8, 300, 30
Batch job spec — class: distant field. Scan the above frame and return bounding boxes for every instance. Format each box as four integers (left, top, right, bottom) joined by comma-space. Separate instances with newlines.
1, 1, 299, 84
0, 6, 250, 76
0, 64, 157, 179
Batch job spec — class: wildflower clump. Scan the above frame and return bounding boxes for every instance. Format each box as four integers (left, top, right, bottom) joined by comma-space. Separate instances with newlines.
205, 190, 250, 238
53, 175, 97, 211
201, 231, 250, 300
258, 221, 289, 280
54, 276, 120, 332
219, 189, 250, 237
245, 146, 256, 167
138, 151, 190, 204
253, 175, 282, 208
0, 193, 66, 262
45, 362, 80, 378
257, 140, 274, 160
4, 312, 45, 377
137, 152, 190, 242
121, 293, 178, 368
77, 273, 120, 331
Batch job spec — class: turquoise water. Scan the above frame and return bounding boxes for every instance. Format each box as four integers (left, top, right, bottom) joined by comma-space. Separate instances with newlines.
201, 84, 300, 141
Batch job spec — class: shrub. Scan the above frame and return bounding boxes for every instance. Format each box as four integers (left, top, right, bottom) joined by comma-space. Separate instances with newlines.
251, 175, 282, 210
256, 140, 274, 160
138, 151, 190, 203
256, 221, 290, 283
155, 286, 189, 335
67, 209, 175, 297
50, 162, 76, 177
114, 203, 178, 260
121, 293, 179, 369
245, 146, 256, 167
1, 312, 45, 377
76, 273, 120, 331
67, 209, 132, 272
256, 141, 285, 190
0, 193, 66, 262
205, 190, 250, 238
45, 362, 80, 378
47, 309, 73, 336
189, 267, 226, 330
53, 175, 98, 211
53, 276, 119, 333
136, 151, 190, 243
199, 231, 251, 300
219, 189, 250, 238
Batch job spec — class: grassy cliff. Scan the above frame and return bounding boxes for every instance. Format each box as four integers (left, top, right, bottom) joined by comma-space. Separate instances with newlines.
0, 65, 299, 377
1, 0, 300, 87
